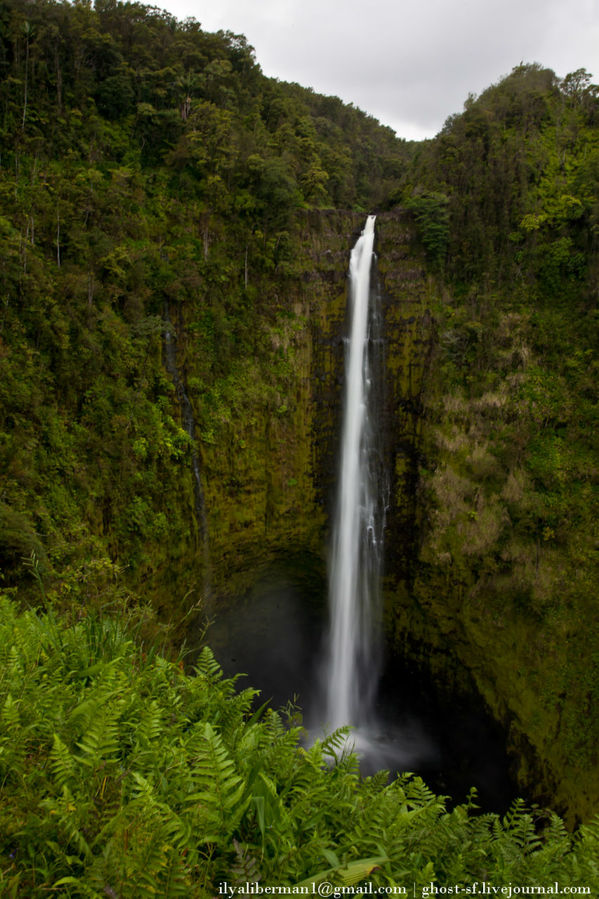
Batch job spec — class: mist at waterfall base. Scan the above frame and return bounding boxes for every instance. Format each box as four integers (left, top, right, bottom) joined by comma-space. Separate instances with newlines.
205, 564, 517, 811
206, 218, 517, 811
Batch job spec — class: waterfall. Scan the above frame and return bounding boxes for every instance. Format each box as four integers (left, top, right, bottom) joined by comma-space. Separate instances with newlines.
324, 214, 386, 733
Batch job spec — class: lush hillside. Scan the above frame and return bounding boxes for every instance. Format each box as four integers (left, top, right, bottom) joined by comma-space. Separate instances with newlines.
394, 64, 599, 820
0, 0, 409, 610
1, 0, 599, 878
405, 63, 599, 287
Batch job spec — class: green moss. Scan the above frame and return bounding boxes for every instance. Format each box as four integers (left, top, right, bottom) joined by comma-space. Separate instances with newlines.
381, 275, 599, 822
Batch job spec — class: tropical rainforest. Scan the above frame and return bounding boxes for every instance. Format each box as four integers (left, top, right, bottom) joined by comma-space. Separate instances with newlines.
0, 0, 598, 894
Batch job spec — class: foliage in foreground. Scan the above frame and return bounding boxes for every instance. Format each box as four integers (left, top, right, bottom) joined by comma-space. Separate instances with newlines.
0, 598, 598, 897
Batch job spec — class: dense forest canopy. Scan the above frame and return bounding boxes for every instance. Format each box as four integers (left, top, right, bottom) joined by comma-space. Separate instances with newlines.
0, 0, 407, 208
1, 0, 599, 892
408, 63, 599, 288
0, 0, 412, 598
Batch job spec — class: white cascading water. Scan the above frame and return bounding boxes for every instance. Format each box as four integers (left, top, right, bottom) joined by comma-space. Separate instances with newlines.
324, 214, 384, 734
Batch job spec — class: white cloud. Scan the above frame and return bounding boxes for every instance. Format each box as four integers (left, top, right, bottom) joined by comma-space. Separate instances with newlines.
162, 0, 599, 139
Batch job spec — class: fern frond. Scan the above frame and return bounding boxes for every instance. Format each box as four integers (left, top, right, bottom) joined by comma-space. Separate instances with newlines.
296, 855, 389, 888
40, 785, 93, 861
319, 726, 353, 762
50, 733, 77, 790
1, 693, 21, 730
194, 646, 223, 682
76, 705, 122, 768
185, 722, 249, 842
231, 838, 261, 885
129, 698, 164, 749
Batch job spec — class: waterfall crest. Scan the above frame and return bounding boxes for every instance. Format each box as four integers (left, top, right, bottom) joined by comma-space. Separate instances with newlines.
324, 214, 385, 732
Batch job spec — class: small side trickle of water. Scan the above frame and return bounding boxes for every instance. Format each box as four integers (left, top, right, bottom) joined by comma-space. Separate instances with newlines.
323, 214, 385, 733
163, 303, 212, 597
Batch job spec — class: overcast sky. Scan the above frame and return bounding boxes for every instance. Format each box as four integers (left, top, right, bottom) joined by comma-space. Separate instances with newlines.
160, 0, 599, 141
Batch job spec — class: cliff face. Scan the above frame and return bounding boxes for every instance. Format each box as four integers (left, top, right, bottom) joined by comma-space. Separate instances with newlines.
405, 341, 599, 823
183, 210, 433, 605
186, 211, 365, 599
1, 178, 593, 822
375, 213, 436, 591
128, 211, 370, 614
173, 209, 596, 823
374, 215, 598, 823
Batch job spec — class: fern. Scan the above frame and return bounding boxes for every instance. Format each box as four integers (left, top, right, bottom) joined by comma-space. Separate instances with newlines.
231, 838, 261, 886
1, 693, 21, 730
184, 722, 249, 842
194, 645, 224, 683
296, 855, 389, 888
76, 707, 122, 769
50, 733, 77, 790
318, 726, 354, 763
40, 784, 93, 861
1, 597, 598, 895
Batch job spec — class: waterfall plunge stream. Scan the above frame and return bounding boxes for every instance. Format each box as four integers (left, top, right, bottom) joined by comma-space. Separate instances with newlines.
324, 214, 386, 737
318, 215, 438, 774
205, 215, 518, 805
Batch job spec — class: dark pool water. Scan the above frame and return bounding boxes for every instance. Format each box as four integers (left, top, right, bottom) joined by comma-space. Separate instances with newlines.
204, 563, 518, 813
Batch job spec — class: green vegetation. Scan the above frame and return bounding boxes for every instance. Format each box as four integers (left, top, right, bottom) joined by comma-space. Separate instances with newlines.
393, 64, 599, 820
0, 0, 407, 606
405, 63, 599, 290
1, 0, 599, 876
403, 192, 449, 269
1, 598, 598, 895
